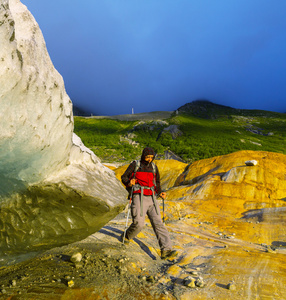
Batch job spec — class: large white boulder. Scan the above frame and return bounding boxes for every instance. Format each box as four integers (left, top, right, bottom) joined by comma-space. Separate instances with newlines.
0, 0, 127, 264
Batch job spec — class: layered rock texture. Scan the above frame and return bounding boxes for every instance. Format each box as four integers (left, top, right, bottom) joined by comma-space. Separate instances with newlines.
0, 0, 126, 263
114, 150, 286, 299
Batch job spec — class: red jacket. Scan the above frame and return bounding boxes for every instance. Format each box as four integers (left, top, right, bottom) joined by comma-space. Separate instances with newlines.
121, 160, 162, 196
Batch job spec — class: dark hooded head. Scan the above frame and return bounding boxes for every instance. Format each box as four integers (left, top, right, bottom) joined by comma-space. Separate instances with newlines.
141, 147, 155, 162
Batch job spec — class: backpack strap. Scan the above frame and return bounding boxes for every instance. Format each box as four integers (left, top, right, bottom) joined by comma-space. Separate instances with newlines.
133, 160, 140, 176
151, 161, 156, 185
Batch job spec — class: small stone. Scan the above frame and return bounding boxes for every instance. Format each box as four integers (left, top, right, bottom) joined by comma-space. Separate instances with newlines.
195, 278, 205, 288
70, 253, 82, 263
74, 263, 83, 269
184, 277, 196, 288
245, 160, 258, 166
10, 279, 17, 287
266, 246, 276, 253
146, 276, 155, 283
120, 266, 127, 273
0, 289, 6, 294
227, 282, 236, 291
67, 280, 74, 288
190, 271, 198, 275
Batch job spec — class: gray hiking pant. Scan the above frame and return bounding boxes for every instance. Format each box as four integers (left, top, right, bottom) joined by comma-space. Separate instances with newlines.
126, 194, 172, 251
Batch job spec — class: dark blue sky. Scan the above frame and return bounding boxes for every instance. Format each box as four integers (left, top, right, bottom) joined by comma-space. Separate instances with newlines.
21, 0, 286, 115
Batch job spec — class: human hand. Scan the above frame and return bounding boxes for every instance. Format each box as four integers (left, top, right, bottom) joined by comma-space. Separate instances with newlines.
159, 192, 166, 199
129, 179, 136, 187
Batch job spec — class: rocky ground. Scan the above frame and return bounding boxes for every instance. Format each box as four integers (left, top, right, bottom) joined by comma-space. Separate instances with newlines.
1, 202, 286, 300
0, 210, 183, 300
1, 151, 286, 299
0, 151, 286, 300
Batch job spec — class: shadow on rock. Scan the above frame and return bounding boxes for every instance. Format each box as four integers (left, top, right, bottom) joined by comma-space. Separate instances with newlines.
99, 226, 157, 260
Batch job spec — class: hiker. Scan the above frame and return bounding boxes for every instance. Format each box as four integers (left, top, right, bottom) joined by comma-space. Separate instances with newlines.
121, 147, 177, 260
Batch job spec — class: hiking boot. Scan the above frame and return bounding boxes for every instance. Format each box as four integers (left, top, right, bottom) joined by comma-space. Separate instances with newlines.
120, 232, 130, 244
161, 250, 178, 260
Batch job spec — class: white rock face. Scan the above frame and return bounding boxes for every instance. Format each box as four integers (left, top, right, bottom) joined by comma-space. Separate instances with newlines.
0, 0, 73, 183
0, 0, 127, 263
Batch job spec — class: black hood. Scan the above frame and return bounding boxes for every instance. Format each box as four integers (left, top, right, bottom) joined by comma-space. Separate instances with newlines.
140, 147, 155, 163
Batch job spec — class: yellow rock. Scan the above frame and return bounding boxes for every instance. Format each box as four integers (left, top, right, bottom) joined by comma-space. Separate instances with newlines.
67, 280, 74, 288
137, 232, 146, 238
176, 150, 286, 202
103, 164, 117, 171
167, 264, 181, 277
162, 151, 286, 244
155, 160, 188, 191
114, 164, 129, 182
115, 151, 286, 299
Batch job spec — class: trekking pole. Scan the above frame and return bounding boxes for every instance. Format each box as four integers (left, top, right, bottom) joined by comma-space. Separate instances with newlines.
163, 196, 165, 223
122, 187, 133, 244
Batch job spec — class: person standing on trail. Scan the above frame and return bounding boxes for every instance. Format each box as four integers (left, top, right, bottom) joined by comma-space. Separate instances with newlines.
121, 147, 178, 260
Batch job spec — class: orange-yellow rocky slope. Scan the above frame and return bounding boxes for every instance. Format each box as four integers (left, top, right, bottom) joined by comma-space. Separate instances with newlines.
115, 150, 286, 299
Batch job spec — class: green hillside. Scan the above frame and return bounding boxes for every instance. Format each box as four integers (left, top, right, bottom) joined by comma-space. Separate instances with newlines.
74, 100, 286, 163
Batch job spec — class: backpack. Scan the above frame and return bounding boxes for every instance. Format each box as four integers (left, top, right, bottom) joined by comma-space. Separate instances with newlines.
126, 160, 157, 198
133, 160, 156, 180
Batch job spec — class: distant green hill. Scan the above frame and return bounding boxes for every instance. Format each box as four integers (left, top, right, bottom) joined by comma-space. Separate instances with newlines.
74, 100, 286, 163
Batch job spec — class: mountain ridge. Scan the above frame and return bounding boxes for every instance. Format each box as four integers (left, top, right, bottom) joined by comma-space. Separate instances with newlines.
80, 100, 286, 120
74, 100, 286, 163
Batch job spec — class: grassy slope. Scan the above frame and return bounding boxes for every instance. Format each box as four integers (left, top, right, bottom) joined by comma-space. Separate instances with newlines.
74, 102, 286, 163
